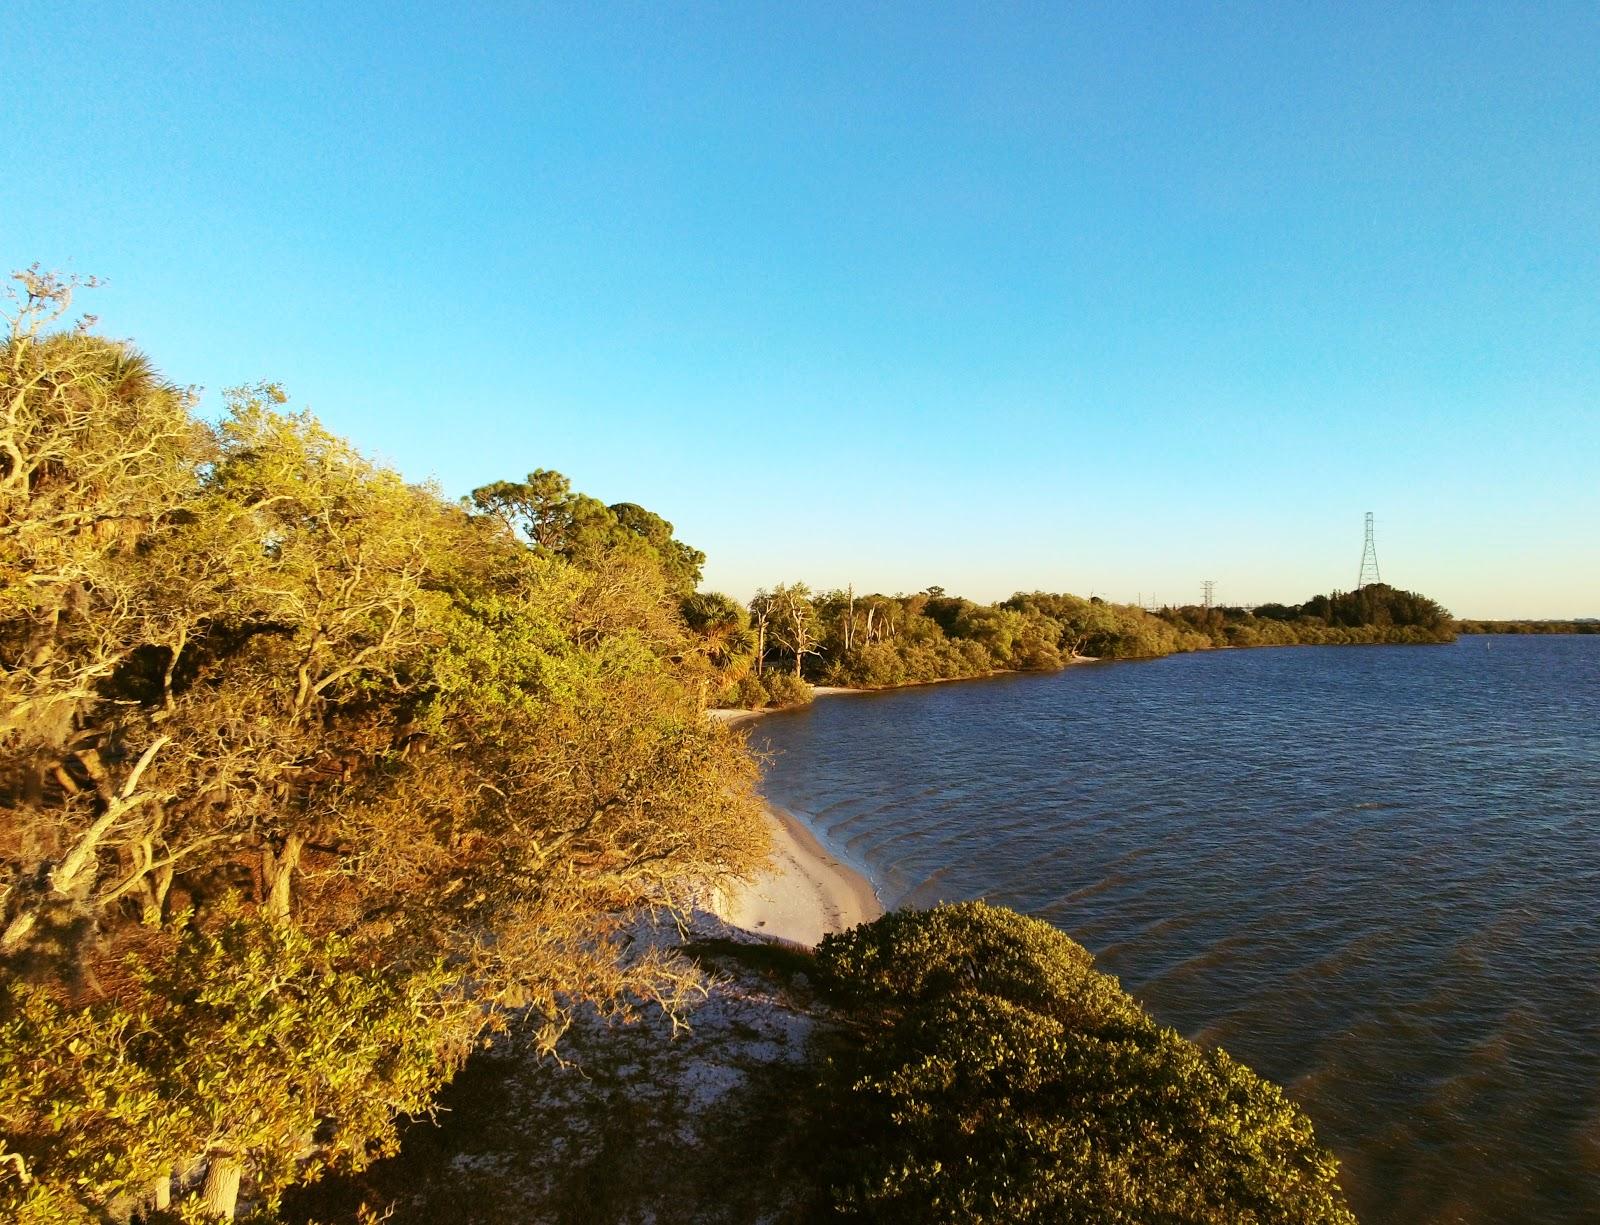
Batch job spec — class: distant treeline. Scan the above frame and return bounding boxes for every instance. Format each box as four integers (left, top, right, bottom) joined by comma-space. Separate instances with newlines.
709, 581, 1454, 707
1455, 620, 1600, 635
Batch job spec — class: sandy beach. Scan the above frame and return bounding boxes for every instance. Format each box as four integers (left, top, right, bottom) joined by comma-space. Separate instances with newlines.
707, 668, 1094, 945
712, 799, 882, 946
705, 673, 1045, 945
709, 699, 882, 945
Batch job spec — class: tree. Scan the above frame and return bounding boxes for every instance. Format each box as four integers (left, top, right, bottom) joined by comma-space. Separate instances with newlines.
1, 911, 474, 1222
680, 591, 756, 699
468, 475, 705, 597
469, 469, 588, 552
0, 269, 769, 1219
1, 287, 214, 960
751, 583, 820, 677
816, 904, 1356, 1225
611, 502, 706, 596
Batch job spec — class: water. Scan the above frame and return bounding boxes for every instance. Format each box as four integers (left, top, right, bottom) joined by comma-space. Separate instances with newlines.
746, 636, 1600, 1224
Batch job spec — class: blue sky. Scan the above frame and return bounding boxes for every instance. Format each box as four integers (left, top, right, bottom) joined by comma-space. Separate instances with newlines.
6, 3, 1597, 616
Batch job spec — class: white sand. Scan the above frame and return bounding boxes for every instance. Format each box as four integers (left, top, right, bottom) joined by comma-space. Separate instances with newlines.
707, 689, 889, 946
706, 707, 764, 727
712, 802, 882, 947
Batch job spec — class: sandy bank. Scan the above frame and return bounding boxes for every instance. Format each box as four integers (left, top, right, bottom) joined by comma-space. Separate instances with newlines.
706, 707, 766, 728
707, 691, 882, 945
712, 801, 882, 947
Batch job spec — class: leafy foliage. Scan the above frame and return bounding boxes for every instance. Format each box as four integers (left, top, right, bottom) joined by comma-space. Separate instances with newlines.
469, 470, 704, 596
1, 911, 470, 1222
815, 903, 1356, 1224
735, 579, 1452, 693
1455, 619, 1598, 635
0, 270, 765, 1219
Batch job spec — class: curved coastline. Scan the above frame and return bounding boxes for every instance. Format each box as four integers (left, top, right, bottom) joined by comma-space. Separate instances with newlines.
709, 700, 883, 945
705, 663, 1093, 945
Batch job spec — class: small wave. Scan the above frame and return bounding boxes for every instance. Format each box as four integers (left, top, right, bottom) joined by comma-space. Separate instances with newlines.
753, 635, 1600, 1223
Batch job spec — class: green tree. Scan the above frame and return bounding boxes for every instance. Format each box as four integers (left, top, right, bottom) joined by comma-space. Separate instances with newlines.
469, 474, 705, 596
0, 269, 769, 1219
816, 904, 1355, 1224
611, 502, 706, 596
680, 592, 756, 672
0, 911, 473, 1222
751, 583, 820, 678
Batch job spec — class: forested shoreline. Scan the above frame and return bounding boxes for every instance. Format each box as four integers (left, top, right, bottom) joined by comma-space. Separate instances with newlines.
1455, 619, 1599, 635
5, 269, 1359, 1221
719, 581, 1455, 709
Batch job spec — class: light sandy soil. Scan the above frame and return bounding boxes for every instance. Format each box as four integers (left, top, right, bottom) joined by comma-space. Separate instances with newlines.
711, 802, 882, 947
706, 707, 764, 727
706, 694, 882, 947
283, 910, 839, 1224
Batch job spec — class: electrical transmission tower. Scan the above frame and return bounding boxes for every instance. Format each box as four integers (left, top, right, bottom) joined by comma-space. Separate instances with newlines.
1202, 579, 1215, 609
1356, 511, 1381, 589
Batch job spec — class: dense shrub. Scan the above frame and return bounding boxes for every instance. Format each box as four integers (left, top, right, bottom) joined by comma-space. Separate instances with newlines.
816, 903, 1355, 1224
0, 911, 470, 1223
826, 642, 908, 688
722, 670, 814, 710
758, 670, 814, 709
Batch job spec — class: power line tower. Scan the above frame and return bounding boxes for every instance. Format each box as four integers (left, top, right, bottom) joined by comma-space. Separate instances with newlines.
1202, 579, 1215, 609
1356, 511, 1381, 589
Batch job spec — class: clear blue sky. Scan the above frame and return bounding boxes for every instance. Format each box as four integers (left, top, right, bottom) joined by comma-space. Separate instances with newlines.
6, 3, 1597, 617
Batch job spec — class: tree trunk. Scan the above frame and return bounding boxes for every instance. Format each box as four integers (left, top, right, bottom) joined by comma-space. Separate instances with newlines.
201, 1154, 242, 1220
264, 832, 305, 921
141, 863, 174, 926
160, 625, 187, 711
8, 737, 172, 951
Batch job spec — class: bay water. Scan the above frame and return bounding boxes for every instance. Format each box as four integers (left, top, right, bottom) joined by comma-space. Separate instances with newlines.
747, 636, 1600, 1223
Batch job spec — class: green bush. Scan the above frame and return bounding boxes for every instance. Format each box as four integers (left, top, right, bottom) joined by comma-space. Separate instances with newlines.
815, 903, 1355, 1224
0, 909, 469, 1223
817, 902, 1140, 1032
728, 672, 769, 709
759, 670, 814, 708
722, 669, 814, 709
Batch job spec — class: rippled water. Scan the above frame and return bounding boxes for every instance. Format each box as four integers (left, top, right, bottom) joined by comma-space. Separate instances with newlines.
747, 636, 1600, 1224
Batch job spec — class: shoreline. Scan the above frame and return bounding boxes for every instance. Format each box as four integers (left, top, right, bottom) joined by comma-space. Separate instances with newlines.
709, 688, 887, 945
705, 673, 1052, 944
710, 799, 883, 946
705, 663, 1093, 945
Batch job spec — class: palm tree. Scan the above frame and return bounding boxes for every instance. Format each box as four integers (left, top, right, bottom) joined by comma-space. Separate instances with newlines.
680, 592, 756, 671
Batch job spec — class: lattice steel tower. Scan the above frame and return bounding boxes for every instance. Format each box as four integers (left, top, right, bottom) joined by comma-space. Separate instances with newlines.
1356, 511, 1381, 589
